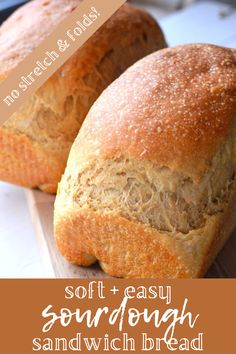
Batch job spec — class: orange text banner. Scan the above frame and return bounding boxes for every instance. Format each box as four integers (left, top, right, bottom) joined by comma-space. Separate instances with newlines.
0, 279, 235, 353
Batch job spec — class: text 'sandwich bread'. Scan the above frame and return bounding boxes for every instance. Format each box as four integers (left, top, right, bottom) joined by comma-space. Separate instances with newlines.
54, 44, 236, 278
0, 0, 166, 193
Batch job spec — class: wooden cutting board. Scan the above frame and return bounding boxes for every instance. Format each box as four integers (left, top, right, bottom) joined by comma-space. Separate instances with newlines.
26, 1, 236, 278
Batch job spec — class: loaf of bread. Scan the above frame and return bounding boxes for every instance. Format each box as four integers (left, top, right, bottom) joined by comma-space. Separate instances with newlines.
54, 44, 236, 278
0, 0, 166, 193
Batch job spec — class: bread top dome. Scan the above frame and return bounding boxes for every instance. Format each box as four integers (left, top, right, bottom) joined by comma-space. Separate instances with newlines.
0, 0, 165, 78
74, 44, 236, 182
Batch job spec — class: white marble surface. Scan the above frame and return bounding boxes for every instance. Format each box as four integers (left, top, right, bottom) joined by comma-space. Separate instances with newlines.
0, 182, 46, 277
0, 1, 236, 278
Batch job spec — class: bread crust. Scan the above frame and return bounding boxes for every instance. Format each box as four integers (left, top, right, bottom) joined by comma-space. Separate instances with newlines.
54, 182, 236, 278
73, 44, 236, 182
0, 0, 166, 193
54, 44, 236, 278
0, 129, 64, 193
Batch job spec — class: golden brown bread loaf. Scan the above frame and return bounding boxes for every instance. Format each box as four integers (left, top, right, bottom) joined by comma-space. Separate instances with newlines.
0, 0, 166, 193
54, 44, 236, 278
